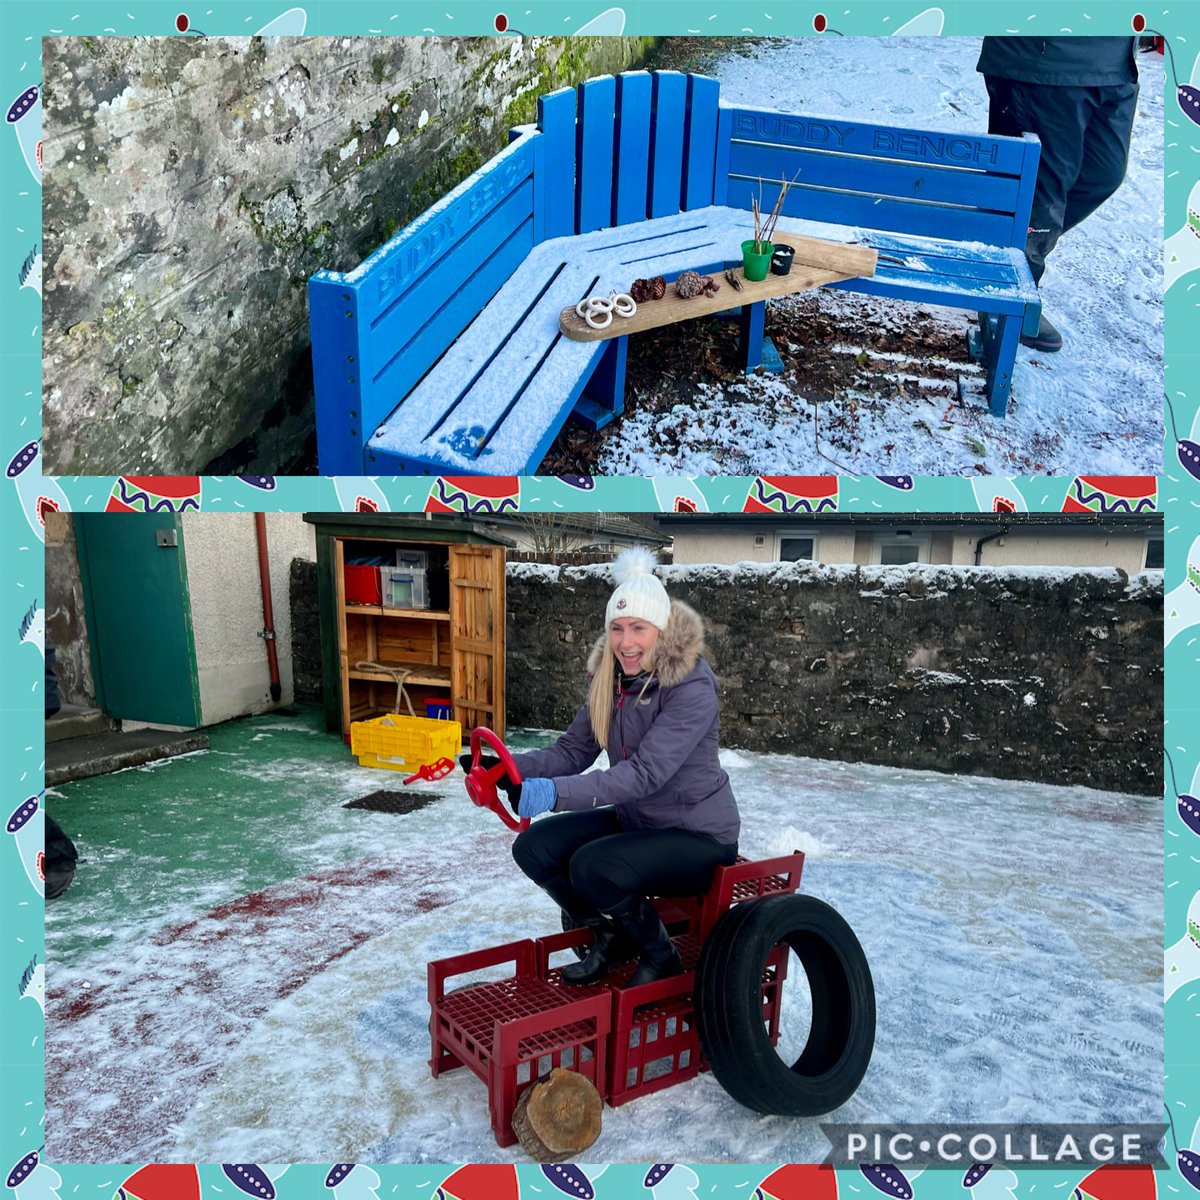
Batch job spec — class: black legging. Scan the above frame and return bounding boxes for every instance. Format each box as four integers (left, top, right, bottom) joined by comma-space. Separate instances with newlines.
512, 808, 738, 917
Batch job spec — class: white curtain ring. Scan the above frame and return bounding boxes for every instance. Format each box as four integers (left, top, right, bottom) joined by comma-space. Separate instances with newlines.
584, 307, 614, 330
610, 292, 637, 318
576, 295, 614, 319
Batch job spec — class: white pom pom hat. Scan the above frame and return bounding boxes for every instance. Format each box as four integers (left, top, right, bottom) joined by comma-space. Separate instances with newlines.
606, 546, 671, 630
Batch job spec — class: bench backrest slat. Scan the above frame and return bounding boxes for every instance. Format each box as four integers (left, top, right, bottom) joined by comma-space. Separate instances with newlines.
720, 103, 1039, 246
577, 75, 617, 234
683, 74, 721, 212
728, 141, 1022, 213
538, 87, 577, 239
309, 130, 538, 473
759, 180, 1018, 245
539, 70, 721, 235
613, 72, 652, 225
309, 277, 365, 476
649, 71, 688, 219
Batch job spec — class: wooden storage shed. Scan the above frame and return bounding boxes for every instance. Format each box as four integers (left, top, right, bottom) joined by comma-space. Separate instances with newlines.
304, 513, 508, 742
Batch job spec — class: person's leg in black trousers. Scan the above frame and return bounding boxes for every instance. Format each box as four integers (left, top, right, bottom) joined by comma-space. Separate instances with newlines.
984, 77, 1137, 349
512, 807, 623, 920
568, 828, 739, 986
511, 809, 631, 984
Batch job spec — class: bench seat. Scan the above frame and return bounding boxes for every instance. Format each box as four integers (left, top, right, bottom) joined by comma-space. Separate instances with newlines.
366, 206, 1039, 474
367, 205, 760, 474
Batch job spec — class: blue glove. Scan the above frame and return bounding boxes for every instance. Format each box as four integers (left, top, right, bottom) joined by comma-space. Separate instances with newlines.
518, 776, 557, 819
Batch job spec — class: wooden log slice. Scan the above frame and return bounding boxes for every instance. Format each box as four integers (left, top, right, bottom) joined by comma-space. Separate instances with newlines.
512, 1068, 603, 1160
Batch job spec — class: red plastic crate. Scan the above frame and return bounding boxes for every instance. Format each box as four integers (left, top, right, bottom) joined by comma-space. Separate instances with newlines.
344, 563, 382, 605
427, 852, 805, 1144
428, 939, 610, 1146
535, 924, 788, 1108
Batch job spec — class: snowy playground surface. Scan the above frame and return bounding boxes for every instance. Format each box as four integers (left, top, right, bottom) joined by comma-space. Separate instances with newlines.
45, 710, 1162, 1164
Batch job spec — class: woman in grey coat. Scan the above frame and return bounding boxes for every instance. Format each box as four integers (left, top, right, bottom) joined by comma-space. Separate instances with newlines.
499, 548, 741, 988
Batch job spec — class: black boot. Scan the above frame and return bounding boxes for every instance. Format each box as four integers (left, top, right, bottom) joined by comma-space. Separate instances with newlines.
561, 916, 625, 985
533, 876, 629, 985
1020, 312, 1063, 353
617, 898, 683, 988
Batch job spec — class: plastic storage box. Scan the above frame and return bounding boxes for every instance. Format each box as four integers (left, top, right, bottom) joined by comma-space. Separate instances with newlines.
381, 567, 429, 609
396, 549, 429, 570
344, 564, 383, 605
350, 713, 462, 772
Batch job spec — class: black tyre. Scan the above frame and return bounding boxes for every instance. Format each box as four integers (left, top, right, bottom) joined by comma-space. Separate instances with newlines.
695, 893, 875, 1116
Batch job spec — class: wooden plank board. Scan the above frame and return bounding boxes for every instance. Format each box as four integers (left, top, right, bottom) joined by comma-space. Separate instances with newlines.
723, 104, 1029, 175
491, 546, 506, 741
683, 74, 720, 211
346, 603, 451, 621
559, 232, 877, 342
727, 140, 1022, 211
756, 178, 1017, 246
350, 665, 451, 687
334, 539, 351, 738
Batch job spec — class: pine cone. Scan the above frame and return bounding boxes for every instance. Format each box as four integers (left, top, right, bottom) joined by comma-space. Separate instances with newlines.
630, 276, 667, 303
676, 271, 720, 300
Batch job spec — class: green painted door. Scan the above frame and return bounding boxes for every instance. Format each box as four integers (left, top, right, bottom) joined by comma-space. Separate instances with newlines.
75, 514, 202, 726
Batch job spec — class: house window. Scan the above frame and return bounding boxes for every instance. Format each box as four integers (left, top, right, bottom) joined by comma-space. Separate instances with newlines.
777, 534, 817, 562
1145, 535, 1164, 571
872, 532, 931, 565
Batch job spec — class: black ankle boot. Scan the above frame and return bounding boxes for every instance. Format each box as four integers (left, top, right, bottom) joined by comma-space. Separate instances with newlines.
617, 898, 683, 988
561, 916, 624, 985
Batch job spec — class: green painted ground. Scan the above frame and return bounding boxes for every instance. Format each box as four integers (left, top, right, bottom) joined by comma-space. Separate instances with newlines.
45, 707, 359, 968
45, 707, 556, 972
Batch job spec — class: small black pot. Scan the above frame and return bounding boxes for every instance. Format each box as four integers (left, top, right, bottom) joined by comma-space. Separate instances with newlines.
770, 245, 795, 276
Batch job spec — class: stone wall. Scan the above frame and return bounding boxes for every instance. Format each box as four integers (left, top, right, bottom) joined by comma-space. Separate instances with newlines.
44, 512, 96, 709
290, 559, 324, 706
504, 561, 1163, 795
42, 35, 653, 474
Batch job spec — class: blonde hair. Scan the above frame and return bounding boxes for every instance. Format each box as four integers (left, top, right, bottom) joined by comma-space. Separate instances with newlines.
587, 638, 657, 747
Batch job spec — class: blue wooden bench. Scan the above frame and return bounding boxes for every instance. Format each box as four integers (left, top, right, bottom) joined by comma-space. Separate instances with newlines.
309, 72, 1041, 475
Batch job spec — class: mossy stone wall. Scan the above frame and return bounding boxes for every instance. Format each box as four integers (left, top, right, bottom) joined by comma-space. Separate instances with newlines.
42, 35, 654, 473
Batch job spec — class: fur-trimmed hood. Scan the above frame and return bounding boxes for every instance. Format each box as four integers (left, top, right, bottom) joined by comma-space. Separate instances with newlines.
586, 598, 706, 688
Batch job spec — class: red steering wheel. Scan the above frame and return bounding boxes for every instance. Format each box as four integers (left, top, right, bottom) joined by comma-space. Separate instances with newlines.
464, 727, 528, 832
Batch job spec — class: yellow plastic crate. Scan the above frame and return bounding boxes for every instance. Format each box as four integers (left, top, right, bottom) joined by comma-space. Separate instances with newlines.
350, 713, 463, 773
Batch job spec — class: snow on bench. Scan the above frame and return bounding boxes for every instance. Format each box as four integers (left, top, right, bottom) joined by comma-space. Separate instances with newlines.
309, 71, 1042, 475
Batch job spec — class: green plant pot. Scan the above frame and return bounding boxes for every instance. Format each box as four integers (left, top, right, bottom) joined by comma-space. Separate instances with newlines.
741, 239, 774, 282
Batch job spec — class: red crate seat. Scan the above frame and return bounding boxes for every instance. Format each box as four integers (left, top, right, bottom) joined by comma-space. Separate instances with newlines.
428, 939, 611, 1146
427, 852, 805, 1145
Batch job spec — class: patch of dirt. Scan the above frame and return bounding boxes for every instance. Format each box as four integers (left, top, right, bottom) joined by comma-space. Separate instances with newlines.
540, 291, 984, 474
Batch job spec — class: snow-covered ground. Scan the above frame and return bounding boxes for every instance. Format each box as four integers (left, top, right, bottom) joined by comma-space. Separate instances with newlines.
45, 717, 1162, 1165
585, 37, 1163, 476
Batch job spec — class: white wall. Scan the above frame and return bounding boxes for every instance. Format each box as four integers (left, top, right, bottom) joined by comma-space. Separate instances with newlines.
670, 525, 1155, 572
949, 531, 1153, 573
671, 528, 858, 564
182, 512, 316, 724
